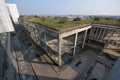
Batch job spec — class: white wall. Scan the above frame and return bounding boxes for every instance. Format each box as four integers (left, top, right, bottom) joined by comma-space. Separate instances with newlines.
0, 0, 4, 3
7, 3, 19, 24
0, 0, 14, 33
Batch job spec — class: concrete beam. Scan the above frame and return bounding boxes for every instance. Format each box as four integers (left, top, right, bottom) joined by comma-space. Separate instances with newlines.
60, 26, 91, 38
92, 24, 120, 30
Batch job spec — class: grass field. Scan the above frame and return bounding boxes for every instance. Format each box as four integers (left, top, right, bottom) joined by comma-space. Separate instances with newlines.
20, 16, 120, 31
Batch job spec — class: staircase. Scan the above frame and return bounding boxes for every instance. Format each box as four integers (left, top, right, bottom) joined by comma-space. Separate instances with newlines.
103, 30, 120, 58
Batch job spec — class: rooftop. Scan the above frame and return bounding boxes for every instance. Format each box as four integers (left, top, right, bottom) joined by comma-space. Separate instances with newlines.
20, 16, 120, 32
20, 16, 91, 32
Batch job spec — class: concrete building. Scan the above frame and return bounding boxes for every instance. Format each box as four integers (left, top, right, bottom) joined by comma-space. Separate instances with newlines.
0, 0, 14, 33
19, 19, 92, 66
19, 18, 120, 66
7, 3, 19, 24
0, 0, 16, 79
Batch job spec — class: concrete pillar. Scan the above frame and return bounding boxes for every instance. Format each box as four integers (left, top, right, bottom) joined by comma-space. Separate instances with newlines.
88, 28, 93, 44
95, 27, 99, 39
58, 35, 62, 66
89, 28, 92, 38
101, 28, 106, 41
92, 27, 95, 38
44, 31, 48, 53
82, 30, 88, 48
98, 28, 102, 40
73, 32, 78, 55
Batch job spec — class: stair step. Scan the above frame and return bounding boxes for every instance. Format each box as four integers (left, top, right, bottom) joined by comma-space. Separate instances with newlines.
102, 49, 120, 57
107, 44, 120, 50
116, 41, 120, 44
45, 55, 52, 62
104, 36, 120, 41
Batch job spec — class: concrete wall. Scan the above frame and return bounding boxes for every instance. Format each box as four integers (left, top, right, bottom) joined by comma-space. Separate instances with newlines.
0, 0, 14, 33
7, 3, 19, 24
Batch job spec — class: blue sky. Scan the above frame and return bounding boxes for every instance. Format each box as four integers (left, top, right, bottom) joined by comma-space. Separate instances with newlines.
5, 0, 120, 15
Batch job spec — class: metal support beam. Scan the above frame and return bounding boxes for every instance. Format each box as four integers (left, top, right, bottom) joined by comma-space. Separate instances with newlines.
82, 30, 88, 48
58, 35, 62, 66
73, 32, 78, 55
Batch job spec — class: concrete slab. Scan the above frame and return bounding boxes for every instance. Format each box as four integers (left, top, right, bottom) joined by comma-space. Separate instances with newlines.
47, 39, 74, 54
87, 63, 105, 80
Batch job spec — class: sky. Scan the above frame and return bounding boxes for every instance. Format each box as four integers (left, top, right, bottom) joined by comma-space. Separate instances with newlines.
5, 0, 120, 15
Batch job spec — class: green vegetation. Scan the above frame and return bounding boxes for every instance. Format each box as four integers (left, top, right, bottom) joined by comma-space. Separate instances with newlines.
93, 18, 120, 26
73, 17, 81, 21
20, 15, 120, 31
20, 16, 91, 31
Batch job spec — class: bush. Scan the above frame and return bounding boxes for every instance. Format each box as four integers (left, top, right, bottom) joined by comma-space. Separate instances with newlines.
34, 15, 39, 18
58, 17, 68, 24
73, 17, 81, 21
58, 19, 66, 24
41, 16, 46, 21
118, 19, 120, 22
93, 17, 100, 21
62, 17, 68, 20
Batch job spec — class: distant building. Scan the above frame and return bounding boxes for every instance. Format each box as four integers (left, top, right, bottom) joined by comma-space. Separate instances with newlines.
7, 3, 19, 24
0, 0, 14, 33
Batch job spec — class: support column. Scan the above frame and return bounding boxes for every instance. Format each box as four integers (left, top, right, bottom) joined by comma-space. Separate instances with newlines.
88, 27, 93, 44
89, 28, 93, 38
92, 27, 96, 38
82, 30, 88, 48
73, 32, 78, 55
44, 31, 48, 53
95, 27, 99, 39
58, 35, 62, 66
98, 28, 102, 40
102, 28, 106, 41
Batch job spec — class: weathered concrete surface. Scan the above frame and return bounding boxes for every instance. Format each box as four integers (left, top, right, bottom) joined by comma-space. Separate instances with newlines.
107, 57, 120, 80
